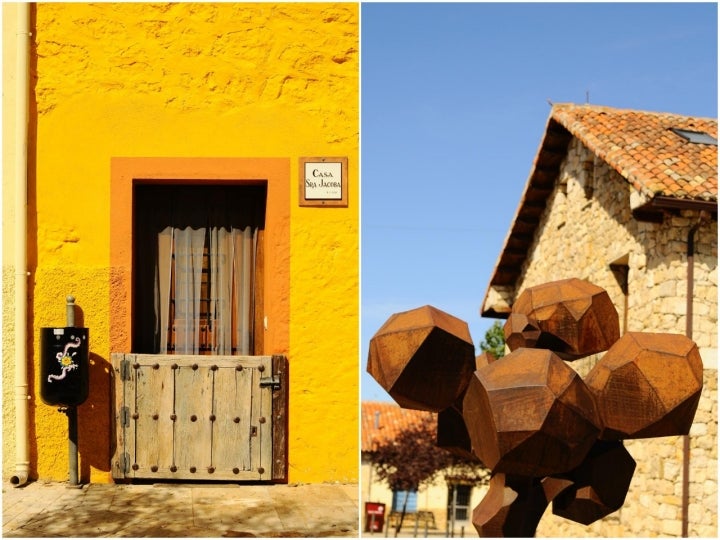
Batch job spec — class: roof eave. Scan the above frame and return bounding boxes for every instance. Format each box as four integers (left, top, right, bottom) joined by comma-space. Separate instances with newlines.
481, 115, 572, 319
632, 196, 718, 223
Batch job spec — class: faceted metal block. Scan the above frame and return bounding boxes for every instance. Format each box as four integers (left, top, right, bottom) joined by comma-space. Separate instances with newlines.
503, 313, 541, 352
476, 351, 497, 370
472, 473, 549, 537
509, 278, 620, 360
584, 332, 703, 440
551, 439, 636, 525
436, 400, 480, 462
463, 348, 601, 477
367, 305, 476, 411
541, 475, 575, 502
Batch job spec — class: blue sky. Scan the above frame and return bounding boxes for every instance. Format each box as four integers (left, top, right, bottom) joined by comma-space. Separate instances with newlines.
360, 2, 718, 401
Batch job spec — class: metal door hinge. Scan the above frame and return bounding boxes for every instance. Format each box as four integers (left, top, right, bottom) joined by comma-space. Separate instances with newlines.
119, 452, 130, 475
120, 406, 130, 427
120, 359, 131, 381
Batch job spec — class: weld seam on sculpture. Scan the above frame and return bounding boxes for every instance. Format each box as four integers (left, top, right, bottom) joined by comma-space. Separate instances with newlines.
367, 278, 703, 537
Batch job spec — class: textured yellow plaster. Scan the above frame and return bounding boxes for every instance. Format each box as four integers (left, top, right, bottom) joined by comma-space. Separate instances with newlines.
4, 2, 358, 484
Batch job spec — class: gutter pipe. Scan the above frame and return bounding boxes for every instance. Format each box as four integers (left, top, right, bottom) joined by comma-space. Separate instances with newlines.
10, 2, 31, 487
681, 210, 709, 536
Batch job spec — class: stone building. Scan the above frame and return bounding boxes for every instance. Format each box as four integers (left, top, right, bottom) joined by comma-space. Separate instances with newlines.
482, 103, 717, 536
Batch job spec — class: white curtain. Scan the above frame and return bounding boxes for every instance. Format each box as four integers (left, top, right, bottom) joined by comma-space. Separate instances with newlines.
233, 226, 257, 355
156, 227, 173, 353
210, 227, 233, 355
155, 224, 257, 355
173, 227, 206, 354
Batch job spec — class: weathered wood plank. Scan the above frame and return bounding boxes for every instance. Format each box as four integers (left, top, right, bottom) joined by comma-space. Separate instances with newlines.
255, 356, 273, 480
271, 355, 288, 481
134, 363, 174, 475
174, 364, 214, 476
212, 366, 253, 475
130, 354, 271, 369
111, 353, 133, 479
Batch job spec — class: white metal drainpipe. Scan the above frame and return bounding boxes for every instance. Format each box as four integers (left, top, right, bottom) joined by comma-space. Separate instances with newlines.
10, 2, 31, 487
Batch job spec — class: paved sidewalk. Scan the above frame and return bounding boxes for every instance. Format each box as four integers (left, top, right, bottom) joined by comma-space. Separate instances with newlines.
3, 481, 359, 537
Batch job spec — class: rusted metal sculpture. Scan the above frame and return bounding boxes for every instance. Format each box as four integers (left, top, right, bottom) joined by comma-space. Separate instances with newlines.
472, 473, 550, 537
436, 403, 477, 461
585, 332, 703, 440
367, 305, 476, 411
505, 278, 620, 360
550, 439, 637, 525
463, 347, 601, 478
367, 278, 703, 537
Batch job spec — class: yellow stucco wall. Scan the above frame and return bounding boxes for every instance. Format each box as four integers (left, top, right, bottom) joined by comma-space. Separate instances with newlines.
3, 2, 358, 484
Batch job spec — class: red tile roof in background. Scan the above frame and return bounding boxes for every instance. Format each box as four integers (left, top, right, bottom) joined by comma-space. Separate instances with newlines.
482, 104, 718, 315
552, 104, 717, 201
362, 401, 436, 453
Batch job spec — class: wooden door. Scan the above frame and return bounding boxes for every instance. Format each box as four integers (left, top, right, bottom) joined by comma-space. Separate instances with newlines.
111, 353, 287, 482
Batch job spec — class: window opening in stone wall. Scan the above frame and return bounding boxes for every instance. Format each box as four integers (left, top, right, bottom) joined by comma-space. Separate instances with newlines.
670, 128, 718, 146
133, 184, 266, 355
580, 156, 595, 199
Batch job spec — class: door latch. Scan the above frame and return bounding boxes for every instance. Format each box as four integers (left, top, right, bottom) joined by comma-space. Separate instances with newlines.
259, 375, 280, 389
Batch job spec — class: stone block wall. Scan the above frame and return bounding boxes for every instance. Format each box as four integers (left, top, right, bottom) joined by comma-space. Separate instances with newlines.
517, 137, 717, 536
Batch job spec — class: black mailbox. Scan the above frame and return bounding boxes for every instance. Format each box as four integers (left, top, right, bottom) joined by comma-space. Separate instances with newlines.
40, 327, 89, 407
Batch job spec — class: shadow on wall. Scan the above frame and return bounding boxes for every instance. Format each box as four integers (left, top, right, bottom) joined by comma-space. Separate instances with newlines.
80, 352, 115, 479
74, 305, 115, 481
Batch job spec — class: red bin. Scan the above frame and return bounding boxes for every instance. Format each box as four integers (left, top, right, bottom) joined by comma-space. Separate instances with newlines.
364, 502, 386, 533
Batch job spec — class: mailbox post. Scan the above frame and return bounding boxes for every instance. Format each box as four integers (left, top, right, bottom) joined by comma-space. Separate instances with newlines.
39, 296, 88, 486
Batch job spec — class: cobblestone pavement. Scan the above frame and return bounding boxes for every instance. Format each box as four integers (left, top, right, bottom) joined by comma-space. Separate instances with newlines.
2, 481, 359, 537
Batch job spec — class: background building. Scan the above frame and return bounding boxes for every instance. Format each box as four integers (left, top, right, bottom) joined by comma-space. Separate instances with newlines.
361, 401, 489, 537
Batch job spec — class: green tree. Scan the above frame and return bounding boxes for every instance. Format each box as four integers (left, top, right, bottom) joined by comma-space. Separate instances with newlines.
479, 320, 506, 358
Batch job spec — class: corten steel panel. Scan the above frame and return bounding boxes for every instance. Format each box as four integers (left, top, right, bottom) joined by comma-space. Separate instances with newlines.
367, 305, 475, 412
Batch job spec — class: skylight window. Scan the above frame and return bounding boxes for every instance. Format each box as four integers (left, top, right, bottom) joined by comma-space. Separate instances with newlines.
670, 128, 718, 145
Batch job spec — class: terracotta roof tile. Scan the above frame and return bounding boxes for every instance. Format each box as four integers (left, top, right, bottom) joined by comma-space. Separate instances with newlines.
361, 401, 436, 453
481, 104, 718, 314
551, 104, 717, 202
